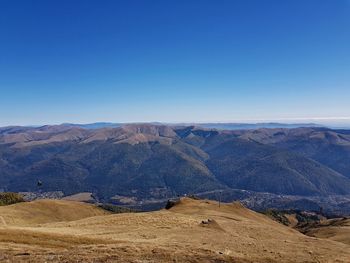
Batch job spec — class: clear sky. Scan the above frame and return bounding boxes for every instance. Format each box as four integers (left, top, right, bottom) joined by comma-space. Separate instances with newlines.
0, 0, 349, 126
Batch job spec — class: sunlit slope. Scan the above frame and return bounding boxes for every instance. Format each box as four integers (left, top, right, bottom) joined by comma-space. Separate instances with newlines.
0, 199, 109, 226
302, 218, 350, 245
0, 198, 349, 262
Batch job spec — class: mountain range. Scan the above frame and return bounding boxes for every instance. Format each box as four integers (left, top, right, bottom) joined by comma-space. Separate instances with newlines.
1, 124, 350, 207
15, 122, 325, 130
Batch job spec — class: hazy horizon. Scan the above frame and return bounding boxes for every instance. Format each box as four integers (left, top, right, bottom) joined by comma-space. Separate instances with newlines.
2, 117, 350, 129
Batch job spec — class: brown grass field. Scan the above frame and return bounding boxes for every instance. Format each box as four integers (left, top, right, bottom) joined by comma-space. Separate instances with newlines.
302, 217, 350, 246
0, 198, 349, 262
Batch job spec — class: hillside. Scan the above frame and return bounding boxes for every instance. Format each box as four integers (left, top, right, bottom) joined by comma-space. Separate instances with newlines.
204, 138, 350, 195
260, 208, 350, 247
1, 124, 350, 205
233, 127, 350, 178
300, 217, 350, 245
0, 199, 109, 226
0, 198, 349, 262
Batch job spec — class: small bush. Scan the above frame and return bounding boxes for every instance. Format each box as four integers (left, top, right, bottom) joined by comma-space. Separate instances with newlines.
165, 199, 180, 209
0, 192, 24, 206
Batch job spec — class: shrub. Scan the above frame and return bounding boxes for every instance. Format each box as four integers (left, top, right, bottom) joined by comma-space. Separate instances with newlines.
0, 192, 25, 206
165, 199, 180, 209
263, 209, 290, 226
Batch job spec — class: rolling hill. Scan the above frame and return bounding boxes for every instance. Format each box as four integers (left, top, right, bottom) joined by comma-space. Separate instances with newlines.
0, 199, 108, 226
0, 198, 349, 262
301, 217, 350, 245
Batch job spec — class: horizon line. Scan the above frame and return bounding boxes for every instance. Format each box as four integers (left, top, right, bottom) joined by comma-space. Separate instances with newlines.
1, 116, 350, 128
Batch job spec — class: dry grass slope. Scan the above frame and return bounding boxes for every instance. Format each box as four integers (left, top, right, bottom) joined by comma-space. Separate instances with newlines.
302, 218, 350, 245
0, 198, 349, 262
0, 199, 109, 226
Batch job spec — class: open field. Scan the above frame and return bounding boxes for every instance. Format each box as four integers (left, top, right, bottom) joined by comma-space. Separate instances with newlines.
0, 198, 349, 262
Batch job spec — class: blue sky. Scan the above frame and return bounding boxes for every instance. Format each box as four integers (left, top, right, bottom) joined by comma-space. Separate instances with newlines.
0, 0, 349, 126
